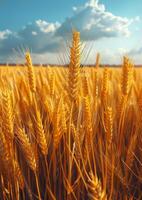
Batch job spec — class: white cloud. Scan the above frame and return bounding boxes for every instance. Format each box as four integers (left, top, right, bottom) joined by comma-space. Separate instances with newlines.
56, 0, 135, 40
0, 20, 63, 59
0, 30, 12, 40
86, 0, 105, 11
32, 31, 37, 36
36, 20, 60, 33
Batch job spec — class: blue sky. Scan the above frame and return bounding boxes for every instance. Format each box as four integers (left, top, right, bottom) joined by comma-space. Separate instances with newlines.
0, 0, 142, 64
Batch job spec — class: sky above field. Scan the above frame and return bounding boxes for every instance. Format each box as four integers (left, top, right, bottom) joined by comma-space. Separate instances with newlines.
0, 0, 142, 64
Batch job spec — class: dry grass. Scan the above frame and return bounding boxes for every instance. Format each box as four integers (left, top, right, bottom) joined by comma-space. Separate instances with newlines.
0, 32, 141, 200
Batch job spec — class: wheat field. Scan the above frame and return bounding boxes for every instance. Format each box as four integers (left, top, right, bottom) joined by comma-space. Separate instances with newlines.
0, 32, 142, 200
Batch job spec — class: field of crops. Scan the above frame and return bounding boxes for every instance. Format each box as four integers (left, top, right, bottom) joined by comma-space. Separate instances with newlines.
0, 32, 142, 200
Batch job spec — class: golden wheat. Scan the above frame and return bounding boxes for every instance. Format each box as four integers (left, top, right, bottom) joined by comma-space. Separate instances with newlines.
0, 32, 141, 200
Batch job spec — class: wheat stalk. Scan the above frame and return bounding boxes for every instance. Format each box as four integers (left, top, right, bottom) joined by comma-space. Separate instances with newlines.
34, 105, 48, 156
68, 31, 81, 103
2, 91, 14, 141
15, 127, 36, 171
25, 52, 36, 93
104, 106, 113, 147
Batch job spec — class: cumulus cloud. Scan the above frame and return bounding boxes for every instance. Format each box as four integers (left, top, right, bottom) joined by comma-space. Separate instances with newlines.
0, 0, 139, 63
0, 20, 63, 61
56, 0, 134, 40
0, 30, 12, 40
36, 20, 60, 33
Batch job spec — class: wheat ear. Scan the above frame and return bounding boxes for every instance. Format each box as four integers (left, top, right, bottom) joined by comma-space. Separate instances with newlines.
88, 172, 107, 200
15, 127, 36, 171
25, 52, 36, 93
